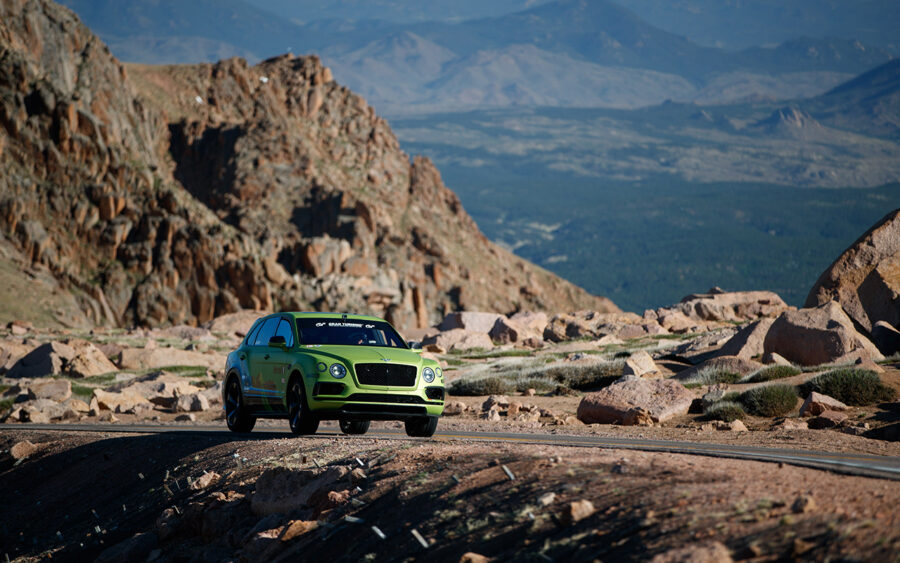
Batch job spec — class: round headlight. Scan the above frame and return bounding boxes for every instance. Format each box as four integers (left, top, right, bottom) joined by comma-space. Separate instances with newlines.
317, 362, 327, 372
329, 363, 347, 379
423, 367, 435, 383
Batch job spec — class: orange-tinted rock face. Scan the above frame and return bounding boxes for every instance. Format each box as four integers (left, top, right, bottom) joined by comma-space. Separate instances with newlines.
806, 209, 900, 335
0, 0, 615, 330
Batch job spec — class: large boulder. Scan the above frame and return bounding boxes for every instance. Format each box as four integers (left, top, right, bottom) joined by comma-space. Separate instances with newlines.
110, 372, 203, 408
7, 342, 75, 378
543, 311, 643, 342
713, 318, 775, 360
576, 377, 694, 424
661, 288, 789, 323
439, 312, 505, 334
26, 379, 72, 402
422, 329, 493, 353
763, 301, 884, 366
871, 321, 900, 356
509, 311, 549, 334
65, 339, 118, 377
805, 209, 900, 335
621, 351, 659, 377
205, 310, 267, 336
0, 340, 35, 373
489, 317, 542, 345
119, 347, 225, 371
92, 388, 152, 412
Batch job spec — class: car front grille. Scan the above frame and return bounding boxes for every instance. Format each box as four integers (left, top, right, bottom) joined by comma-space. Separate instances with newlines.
354, 363, 417, 387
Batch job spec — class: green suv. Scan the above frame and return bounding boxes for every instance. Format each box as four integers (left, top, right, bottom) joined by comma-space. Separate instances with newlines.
223, 312, 445, 437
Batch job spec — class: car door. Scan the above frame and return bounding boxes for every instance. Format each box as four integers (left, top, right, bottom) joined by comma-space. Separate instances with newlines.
259, 317, 296, 398
247, 316, 280, 404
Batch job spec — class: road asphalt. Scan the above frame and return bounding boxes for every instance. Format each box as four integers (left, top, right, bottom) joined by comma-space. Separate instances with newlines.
6, 422, 900, 480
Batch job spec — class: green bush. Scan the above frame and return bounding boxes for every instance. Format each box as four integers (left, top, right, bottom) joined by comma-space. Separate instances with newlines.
745, 365, 800, 383
798, 369, 896, 406
704, 401, 747, 422
448, 376, 511, 396
739, 384, 798, 417
535, 361, 623, 391
681, 367, 742, 388
512, 376, 560, 394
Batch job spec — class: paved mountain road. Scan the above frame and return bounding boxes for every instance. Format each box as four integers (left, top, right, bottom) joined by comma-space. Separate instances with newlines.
8, 423, 900, 480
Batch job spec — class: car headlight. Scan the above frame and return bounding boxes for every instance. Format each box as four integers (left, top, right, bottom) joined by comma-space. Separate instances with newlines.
436, 367, 443, 379
329, 363, 347, 379
317, 362, 327, 372
423, 367, 435, 383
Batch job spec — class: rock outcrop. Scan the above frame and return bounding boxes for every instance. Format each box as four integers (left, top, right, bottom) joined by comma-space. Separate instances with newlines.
763, 302, 884, 366
576, 376, 694, 425
806, 209, 900, 336
0, 0, 611, 331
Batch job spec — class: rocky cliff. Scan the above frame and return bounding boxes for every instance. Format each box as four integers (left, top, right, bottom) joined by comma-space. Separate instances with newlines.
0, 0, 615, 329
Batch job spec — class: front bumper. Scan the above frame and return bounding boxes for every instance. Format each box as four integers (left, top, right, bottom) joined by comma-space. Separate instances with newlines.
308, 381, 445, 420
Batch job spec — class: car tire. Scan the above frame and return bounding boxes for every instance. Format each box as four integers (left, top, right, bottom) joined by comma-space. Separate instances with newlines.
288, 377, 319, 435
404, 416, 438, 437
339, 419, 370, 435
225, 376, 256, 433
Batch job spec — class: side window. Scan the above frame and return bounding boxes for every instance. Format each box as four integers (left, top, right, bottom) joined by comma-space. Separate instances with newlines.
244, 320, 263, 346
274, 318, 295, 348
253, 317, 280, 347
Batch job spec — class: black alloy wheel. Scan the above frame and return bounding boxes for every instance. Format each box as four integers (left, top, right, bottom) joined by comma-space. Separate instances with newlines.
225, 376, 256, 433
339, 419, 371, 435
288, 378, 319, 435
404, 416, 438, 437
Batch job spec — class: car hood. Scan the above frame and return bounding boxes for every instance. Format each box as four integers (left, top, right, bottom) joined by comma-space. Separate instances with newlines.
300, 345, 424, 366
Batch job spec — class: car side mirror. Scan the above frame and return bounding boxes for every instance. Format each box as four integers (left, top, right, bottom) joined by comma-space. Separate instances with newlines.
268, 335, 287, 349
408, 340, 422, 350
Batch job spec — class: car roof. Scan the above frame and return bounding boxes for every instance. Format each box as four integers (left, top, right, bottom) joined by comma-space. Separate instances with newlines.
283, 312, 388, 323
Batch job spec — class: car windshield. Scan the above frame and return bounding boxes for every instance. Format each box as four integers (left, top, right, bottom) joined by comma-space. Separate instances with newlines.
296, 318, 408, 348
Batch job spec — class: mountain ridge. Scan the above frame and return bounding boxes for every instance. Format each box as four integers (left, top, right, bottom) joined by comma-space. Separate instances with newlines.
0, 0, 615, 329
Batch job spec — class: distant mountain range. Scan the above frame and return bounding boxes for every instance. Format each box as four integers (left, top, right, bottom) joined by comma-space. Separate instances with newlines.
59, 0, 897, 115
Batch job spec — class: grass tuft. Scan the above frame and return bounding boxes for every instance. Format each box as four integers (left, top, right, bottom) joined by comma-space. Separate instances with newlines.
798, 369, 896, 406
744, 365, 800, 384
739, 384, 798, 417
681, 367, 742, 388
703, 401, 747, 422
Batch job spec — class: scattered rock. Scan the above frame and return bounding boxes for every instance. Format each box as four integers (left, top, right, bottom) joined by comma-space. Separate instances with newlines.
92, 388, 151, 412
807, 410, 849, 429
251, 466, 349, 517
10, 440, 39, 460
792, 494, 817, 514
763, 302, 884, 366
95, 532, 157, 563
560, 499, 595, 525
481, 408, 501, 422
280, 520, 319, 542
775, 418, 809, 431
482, 395, 510, 412
650, 541, 733, 563
439, 312, 505, 334
667, 289, 789, 323
509, 311, 549, 334
576, 378, 694, 425
443, 400, 468, 416
714, 318, 775, 359
761, 352, 793, 366
622, 350, 658, 377
523, 388, 536, 397
190, 471, 220, 490
459, 554, 489, 563
175, 392, 210, 413
175, 413, 196, 422
25, 379, 71, 402
422, 329, 493, 353
799, 392, 849, 417
538, 492, 556, 506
